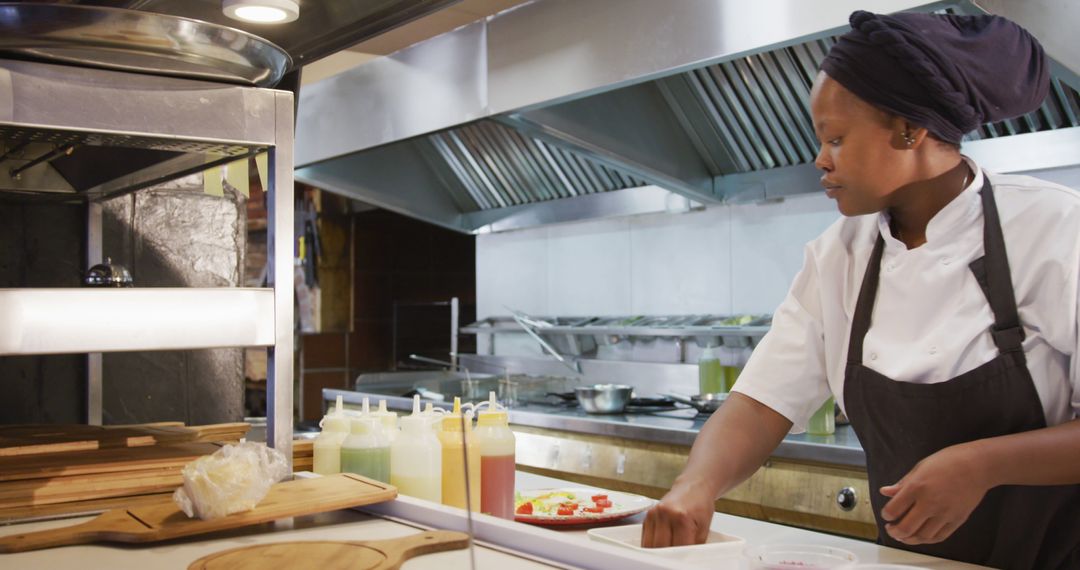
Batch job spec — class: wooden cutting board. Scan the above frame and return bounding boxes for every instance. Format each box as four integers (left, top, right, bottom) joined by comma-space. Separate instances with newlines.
187, 530, 471, 570
0, 423, 249, 457
0, 473, 396, 554
0, 442, 221, 482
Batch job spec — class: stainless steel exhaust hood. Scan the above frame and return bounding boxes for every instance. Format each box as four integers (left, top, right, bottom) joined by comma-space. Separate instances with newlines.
296, 0, 1080, 234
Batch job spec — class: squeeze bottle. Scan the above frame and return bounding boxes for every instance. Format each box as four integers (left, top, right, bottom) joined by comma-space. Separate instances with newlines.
474, 391, 516, 519
340, 415, 391, 483
313, 395, 350, 475
439, 397, 481, 510
373, 399, 399, 443
390, 395, 442, 503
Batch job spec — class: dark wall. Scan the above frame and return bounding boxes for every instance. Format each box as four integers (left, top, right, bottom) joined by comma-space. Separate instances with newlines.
0, 173, 246, 426
300, 208, 476, 420
0, 199, 86, 423
350, 209, 476, 372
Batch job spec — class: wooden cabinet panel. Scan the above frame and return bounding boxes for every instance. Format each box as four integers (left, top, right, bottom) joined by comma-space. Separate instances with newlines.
512, 425, 876, 539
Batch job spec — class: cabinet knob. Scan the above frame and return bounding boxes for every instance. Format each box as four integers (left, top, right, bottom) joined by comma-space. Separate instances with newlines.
836, 487, 857, 511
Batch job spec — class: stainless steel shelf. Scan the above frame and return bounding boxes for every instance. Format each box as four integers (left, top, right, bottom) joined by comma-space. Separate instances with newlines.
0, 59, 280, 201
461, 322, 771, 338
0, 59, 295, 465
0, 288, 276, 355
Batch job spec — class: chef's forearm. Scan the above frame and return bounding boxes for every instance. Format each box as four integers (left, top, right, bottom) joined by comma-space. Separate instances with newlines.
968, 418, 1080, 488
673, 392, 792, 500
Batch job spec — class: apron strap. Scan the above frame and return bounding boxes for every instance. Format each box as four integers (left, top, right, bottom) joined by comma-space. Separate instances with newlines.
969, 174, 1026, 354
846, 235, 885, 365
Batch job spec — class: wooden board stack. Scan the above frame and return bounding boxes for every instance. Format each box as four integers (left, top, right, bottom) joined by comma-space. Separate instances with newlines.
293, 439, 313, 472
0, 422, 263, 522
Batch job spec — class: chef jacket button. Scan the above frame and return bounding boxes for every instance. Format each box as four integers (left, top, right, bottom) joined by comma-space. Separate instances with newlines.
929, 346, 938, 355
886, 264, 895, 272
942, 257, 952, 265
869, 352, 878, 361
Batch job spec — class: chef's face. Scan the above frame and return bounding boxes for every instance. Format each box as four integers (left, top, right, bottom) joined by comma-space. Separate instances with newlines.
810, 72, 913, 216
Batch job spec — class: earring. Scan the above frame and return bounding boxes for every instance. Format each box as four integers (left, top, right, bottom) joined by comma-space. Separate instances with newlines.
902, 131, 916, 146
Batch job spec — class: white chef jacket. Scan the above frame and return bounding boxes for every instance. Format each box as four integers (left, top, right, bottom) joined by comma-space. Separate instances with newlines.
733, 157, 1080, 432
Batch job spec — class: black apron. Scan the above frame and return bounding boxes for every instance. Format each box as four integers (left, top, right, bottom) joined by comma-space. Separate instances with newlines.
843, 176, 1080, 569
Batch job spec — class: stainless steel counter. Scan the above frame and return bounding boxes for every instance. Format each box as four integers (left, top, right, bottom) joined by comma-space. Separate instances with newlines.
323, 389, 865, 468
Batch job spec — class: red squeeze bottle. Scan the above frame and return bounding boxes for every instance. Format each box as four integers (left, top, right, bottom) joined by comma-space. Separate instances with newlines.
474, 392, 516, 519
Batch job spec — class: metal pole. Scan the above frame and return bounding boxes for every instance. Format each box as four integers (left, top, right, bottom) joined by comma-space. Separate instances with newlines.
85, 202, 103, 425
450, 297, 459, 370
267, 91, 295, 469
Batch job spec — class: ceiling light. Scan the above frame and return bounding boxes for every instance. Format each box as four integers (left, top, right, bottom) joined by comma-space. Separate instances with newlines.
223, 0, 299, 24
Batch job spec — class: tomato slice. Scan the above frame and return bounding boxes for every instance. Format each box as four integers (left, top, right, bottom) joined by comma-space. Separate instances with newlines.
591, 494, 608, 502
594, 499, 612, 508
556, 506, 576, 516
515, 502, 534, 515
558, 502, 578, 510
583, 506, 606, 513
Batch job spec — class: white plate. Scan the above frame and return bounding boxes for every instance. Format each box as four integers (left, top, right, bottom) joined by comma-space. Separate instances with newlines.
514, 488, 655, 526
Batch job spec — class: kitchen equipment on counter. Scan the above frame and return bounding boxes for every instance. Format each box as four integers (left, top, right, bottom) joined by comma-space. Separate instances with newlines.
587, 523, 744, 563
0, 473, 395, 553
187, 530, 470, 570
574, 384, 633, 414
534, 391, 681, 412
0, 4, 291, 87
83, 257, 133, 287
808, 397, 837, 436
664, 393, 726, 414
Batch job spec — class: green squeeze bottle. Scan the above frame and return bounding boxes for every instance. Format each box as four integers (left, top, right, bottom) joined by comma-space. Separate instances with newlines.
340, 415, 391, 483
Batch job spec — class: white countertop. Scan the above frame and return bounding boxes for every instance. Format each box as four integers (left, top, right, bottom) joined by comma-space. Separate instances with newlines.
0, 509, 561, 570
0, 471, 990, 570
513, 471, 988, 570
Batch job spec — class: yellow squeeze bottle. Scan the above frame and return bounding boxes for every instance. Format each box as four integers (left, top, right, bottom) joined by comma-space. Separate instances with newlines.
439, 397, 481, 510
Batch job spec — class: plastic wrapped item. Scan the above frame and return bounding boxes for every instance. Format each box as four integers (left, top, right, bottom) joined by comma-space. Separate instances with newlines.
172, 441, 290, 520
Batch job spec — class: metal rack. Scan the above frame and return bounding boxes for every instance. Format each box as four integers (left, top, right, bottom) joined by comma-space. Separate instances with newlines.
0, 59, 295, 466
461, 313, 772, 353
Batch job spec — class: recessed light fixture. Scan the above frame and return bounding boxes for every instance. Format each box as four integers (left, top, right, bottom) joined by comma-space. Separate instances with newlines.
223, 0, 299, 24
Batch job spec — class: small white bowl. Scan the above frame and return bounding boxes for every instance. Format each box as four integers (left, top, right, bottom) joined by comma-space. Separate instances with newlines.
746, 543, 858, 569
587, 523, 745, 564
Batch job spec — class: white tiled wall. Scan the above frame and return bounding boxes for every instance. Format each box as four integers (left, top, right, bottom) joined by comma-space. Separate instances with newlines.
476, 191, 840, 328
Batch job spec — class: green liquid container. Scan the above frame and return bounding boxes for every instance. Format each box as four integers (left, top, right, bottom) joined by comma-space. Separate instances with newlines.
341, 446, 390, 483
698, 347, 725, 395
340, 416, 391, 483
807, 396, 836, 436
721, 365, 740, 392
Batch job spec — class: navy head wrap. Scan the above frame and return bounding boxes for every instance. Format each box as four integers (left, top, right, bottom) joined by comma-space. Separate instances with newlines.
820, 10, 1050, 144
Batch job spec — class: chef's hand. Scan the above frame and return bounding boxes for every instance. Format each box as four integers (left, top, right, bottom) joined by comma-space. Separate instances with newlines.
641, 479, 714, 548
879, 443, 989, 545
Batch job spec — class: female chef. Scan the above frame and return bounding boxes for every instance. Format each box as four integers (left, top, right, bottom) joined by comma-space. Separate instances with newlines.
643, 10, 1080, 569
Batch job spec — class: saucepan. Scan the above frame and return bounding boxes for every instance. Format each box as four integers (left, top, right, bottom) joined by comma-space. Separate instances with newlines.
574, 384, 633, 414
664, 393, 727, 414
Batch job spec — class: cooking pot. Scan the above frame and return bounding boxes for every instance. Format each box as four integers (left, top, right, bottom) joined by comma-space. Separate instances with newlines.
574, 384, 633, 414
